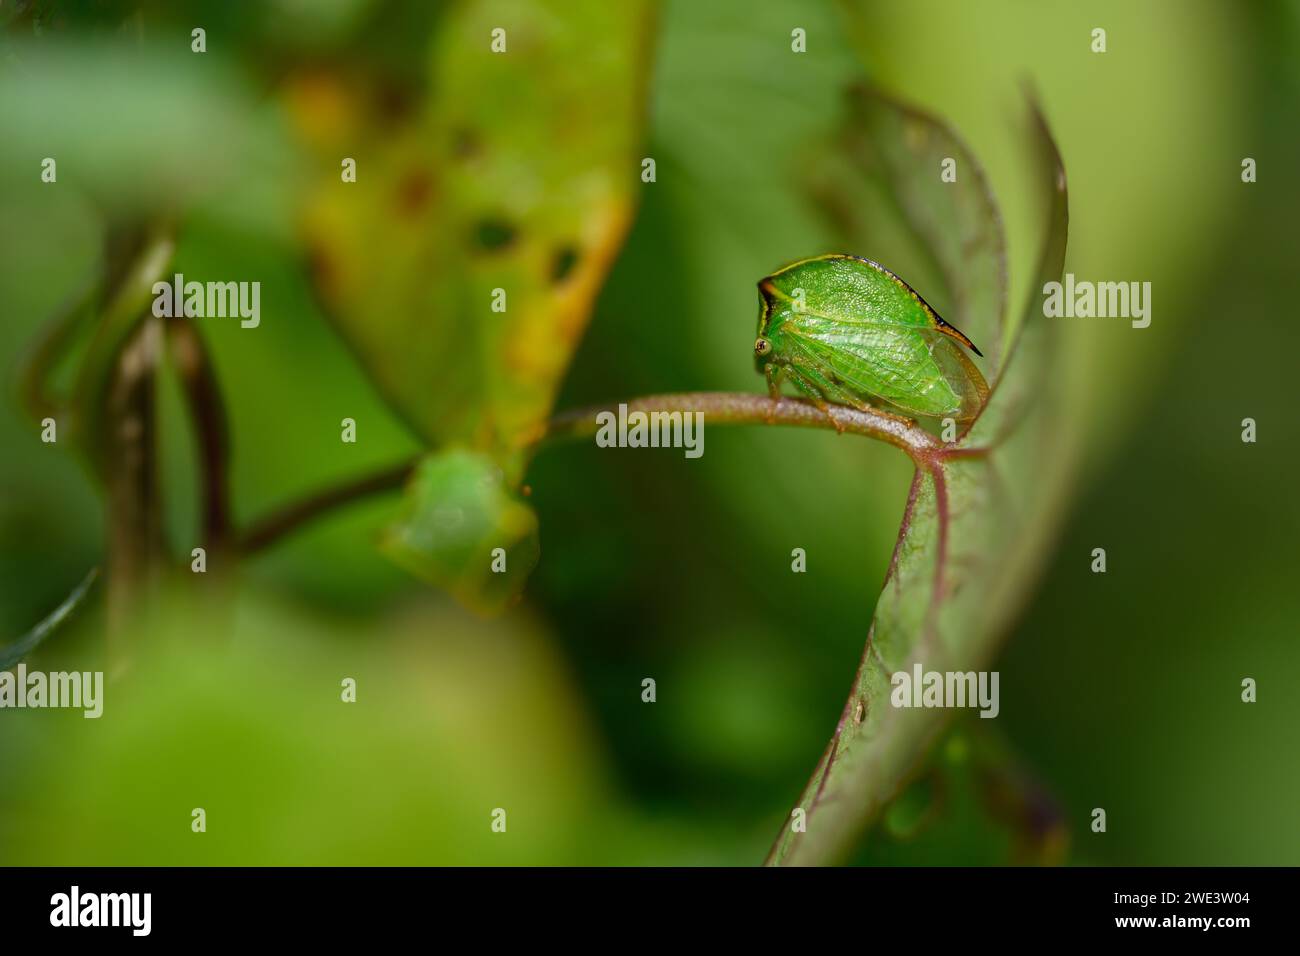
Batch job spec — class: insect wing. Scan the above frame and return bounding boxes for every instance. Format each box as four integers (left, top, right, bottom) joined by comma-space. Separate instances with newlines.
786, 316, 987, 420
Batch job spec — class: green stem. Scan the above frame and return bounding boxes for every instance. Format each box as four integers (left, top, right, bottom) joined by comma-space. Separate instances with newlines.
18, 273, 100, 423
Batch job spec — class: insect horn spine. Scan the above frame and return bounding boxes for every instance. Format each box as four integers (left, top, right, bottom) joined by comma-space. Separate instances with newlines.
936, 317, 984, 357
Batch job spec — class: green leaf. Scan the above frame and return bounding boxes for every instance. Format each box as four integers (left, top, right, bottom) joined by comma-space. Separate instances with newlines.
0, 42, 299, 235
295, 0, 657, 478
806, 86, 1009, 379
379, 449, 539, 614
767, 93, 1070, 866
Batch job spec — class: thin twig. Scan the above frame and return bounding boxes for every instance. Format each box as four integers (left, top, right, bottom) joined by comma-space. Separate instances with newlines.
166, 317, 232, 550
18, 272, 100, 422
105, 316, 165, 645
238, 459, 417, 555
235, 393, 942, 555
543, 392, 939, 461
0, 568, 101, 670
91, 226, 176, 654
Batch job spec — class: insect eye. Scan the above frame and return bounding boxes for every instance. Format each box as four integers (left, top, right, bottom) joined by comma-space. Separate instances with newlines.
754, 337, 772, 357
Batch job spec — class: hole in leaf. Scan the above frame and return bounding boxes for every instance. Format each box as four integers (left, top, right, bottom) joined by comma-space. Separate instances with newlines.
551, 246, 580, 283
474, 218, 517, 252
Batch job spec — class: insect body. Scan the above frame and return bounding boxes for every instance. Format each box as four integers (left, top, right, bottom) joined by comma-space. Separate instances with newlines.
754, 255, 989, 422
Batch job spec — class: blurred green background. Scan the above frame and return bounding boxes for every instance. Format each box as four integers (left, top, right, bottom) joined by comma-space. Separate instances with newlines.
1, 0, 1297, 865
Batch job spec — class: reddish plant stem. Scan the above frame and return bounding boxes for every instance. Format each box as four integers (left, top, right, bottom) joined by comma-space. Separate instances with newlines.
166, 317, 232, 552
238, 460, 416, 555
543, 392, 941, 462
237, 393, 953, 554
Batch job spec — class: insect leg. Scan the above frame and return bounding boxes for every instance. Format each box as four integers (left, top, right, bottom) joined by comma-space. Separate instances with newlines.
789, 356, 871, 413
765, 363, 783, 399
783, 366, 844, 434
789, 352, 919, 432
764, 364, 783, 423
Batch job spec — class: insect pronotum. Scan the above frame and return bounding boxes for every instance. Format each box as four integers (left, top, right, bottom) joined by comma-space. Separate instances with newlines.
754, 254, 989, 423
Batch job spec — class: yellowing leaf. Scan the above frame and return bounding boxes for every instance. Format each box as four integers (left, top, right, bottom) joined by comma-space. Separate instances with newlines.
293, 0, 655, 481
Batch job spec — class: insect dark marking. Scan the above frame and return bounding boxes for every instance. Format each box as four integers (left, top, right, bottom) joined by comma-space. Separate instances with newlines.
934, 315, 983, 356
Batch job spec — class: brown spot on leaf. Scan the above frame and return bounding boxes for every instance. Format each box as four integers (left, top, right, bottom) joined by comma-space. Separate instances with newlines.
452, 127, 482, 160
307, 244, 339, 298
397, 169, 433, 215
374, 80, 418, 122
